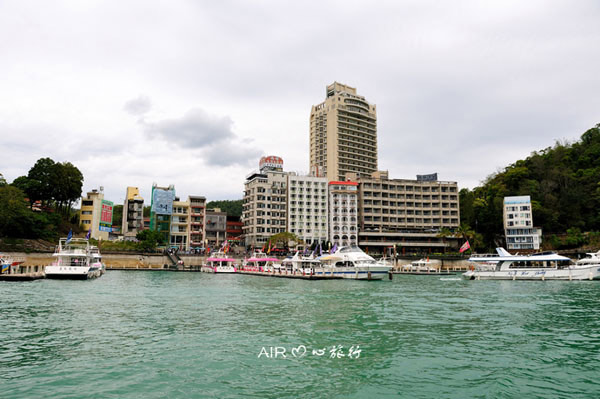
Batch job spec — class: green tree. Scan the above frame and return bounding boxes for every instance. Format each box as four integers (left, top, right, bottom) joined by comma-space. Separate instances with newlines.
27, 157, 56, 207
268, 231, 303, 248
206, 200, 243, 217
112, 205, 124, 228
136, 229, 165, 251
0, 173, 6, 187
0, 186, 31, 237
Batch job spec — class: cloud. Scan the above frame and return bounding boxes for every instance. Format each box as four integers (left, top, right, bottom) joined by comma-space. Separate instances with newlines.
123, 95, 152, 116
142, 108, 235, 148
202, 143, 263, 167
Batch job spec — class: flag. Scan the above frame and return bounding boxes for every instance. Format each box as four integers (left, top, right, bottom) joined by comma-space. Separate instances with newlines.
85, 228, 91, 240
66, 229, 73, 244
318, 243, 323, 256
459, 240, 471, 253
330, 243, 338, 254
267, 240, 272, 254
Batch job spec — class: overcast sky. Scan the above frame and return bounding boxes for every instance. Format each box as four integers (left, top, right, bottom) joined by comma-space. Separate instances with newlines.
2, 0, 599, 205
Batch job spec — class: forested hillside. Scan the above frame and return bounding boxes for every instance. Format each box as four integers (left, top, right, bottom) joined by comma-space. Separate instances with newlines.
460, 123, 600, 250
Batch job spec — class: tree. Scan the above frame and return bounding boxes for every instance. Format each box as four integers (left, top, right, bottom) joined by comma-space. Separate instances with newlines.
0, 173, 6, 187
136, 230, 166, 251
0, 186, 31, 237
206, 200, 243, 217
27, 157, 56, 207
112, 205, 124, 228
52, 162, 83, 214
268, 232, 303, 249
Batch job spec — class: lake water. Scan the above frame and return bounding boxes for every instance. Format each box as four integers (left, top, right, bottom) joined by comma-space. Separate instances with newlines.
1, 271, 599, 398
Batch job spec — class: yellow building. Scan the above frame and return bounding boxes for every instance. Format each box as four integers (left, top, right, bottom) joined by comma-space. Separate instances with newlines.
79, 188, 110, 240
122, 187, 144, 240
310, 82, 378, 181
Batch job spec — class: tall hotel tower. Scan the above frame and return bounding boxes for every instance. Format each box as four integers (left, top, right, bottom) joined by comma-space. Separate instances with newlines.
310, 82, 378, 181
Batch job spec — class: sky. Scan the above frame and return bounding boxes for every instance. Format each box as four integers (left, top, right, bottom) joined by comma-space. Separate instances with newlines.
2, 0, 600, 206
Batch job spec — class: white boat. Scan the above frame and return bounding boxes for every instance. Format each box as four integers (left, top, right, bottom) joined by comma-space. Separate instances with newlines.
316, 245, 392, 280
201, 251, 237, 273
463, 247, 600, 281
45, 238, 106, 280
574, 250, 600, 268
242, 251, 281, 272
400, 258, 439, 273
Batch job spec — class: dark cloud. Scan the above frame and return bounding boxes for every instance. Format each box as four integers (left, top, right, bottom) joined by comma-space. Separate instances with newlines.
142, 108, 235, 148
123, 95, 152, 116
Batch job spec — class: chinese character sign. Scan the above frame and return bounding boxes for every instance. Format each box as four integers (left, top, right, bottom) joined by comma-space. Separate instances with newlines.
99, 200, 113, 232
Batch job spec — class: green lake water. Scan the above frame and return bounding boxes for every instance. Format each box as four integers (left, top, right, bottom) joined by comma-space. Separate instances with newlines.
1, 271, 599, 398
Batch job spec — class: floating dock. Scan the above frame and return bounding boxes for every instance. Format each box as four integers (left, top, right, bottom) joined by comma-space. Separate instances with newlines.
0, 272, 46, 281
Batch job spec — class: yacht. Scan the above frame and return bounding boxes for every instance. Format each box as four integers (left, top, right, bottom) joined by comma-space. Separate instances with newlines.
316, 245, 392, 280
573, 250, 600, 269
45, 238, 105, 280
201, 251, 237, 273
463, 248, 600, 280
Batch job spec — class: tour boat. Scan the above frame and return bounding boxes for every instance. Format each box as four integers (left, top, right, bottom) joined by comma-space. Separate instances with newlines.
45, 238, 105, 280
316, 245, 392, 280
242, 251, 281, 272
463, 248, 600, 281
201, 251, 237, 273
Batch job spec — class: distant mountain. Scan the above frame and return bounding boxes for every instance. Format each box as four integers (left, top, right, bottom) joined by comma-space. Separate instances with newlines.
460, 123, 600, 249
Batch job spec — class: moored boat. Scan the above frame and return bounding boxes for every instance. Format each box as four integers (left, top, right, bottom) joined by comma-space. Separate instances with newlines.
45, 238, 106, 280
316, 245, 392, 280
242, 251, 281, 272
201, 251, 237, 273
464, 248, 600, 281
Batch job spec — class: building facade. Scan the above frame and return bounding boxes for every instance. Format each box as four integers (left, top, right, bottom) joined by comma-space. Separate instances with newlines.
188, 196, 206, 250
122, 186, 144, 241
79, 188, 111, 240
287, 173, 329, 248
349, 171, 460, 255
242, 156, 288, 248
226, 215, 243, 245
310, 82, 378, 181
205, 208, 227, 248
503, 195, 542, 250
328, 181, 359, 247
170, 197, 190, 251
149, 183, 176, 245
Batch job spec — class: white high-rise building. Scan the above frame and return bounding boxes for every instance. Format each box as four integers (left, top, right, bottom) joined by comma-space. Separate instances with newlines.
287, 173, 328, 248
503, 195, 542, 250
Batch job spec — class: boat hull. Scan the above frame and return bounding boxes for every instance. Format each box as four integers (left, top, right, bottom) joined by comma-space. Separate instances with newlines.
463, 265, 600, 281
200, 266, 237, 273
312, 266, 391, 280
44, 265, 103, 280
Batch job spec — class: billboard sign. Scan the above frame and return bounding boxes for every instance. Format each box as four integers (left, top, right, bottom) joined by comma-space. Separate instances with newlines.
99, 200, 113, 231
416, 173, 438, 182
152, 187, 174, 215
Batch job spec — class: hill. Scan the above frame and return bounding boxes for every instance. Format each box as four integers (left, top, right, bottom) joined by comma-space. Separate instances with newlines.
460, 123, 600, 250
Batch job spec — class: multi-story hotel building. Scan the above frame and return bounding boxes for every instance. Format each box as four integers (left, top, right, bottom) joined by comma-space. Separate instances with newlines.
347, 171, 460, 254
122, 186, 144, 241
310, 82, 378, 181
503, 195, 542, 250
189, 196, 206, 250
80, 188, 111, 240
328, 181, 359, 247
242, 156, 288, 248
287, 173, 329, 248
